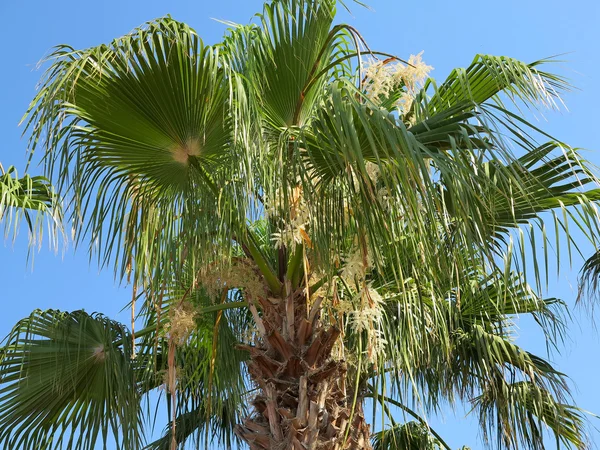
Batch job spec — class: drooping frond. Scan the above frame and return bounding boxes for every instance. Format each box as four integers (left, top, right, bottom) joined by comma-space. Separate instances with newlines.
370, 256, 577, 446
142, 323, 249, 450
578, 250, 600, 307
130, 259, 252, 449
0, 310, 142, 450
473, 381, 587, 450
144, 398, 243, 450
405, 55, 600, 289
450, 142, 600, 236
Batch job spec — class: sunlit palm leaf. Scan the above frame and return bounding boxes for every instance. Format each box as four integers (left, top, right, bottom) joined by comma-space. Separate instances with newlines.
470, 142, 600, 232
23, 17, 247, 289
0, 165, 58, 240
298, 87, 487, 280
28, 18, 232, 189
415, 54, 566, 121
244, 0, 347, 129
456, 271, 566, 343
378, 263, 568, 411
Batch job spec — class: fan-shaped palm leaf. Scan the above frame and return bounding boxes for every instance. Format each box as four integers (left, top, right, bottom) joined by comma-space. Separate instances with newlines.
23, 17, 247, 289
0, 310, 142, 450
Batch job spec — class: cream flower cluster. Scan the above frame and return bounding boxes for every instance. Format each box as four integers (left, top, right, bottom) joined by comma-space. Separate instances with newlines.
199, 259, 266, 301
365, 161, 380, 185
166, 301, 197, 346
349, 285, 388, 365
267, 185, 311, 250
336, 245, 388, 365
339, 246, 374, 284
363, 52, 433, 115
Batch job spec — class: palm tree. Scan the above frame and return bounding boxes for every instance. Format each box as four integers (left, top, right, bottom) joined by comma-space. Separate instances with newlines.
1, 1, 599, 449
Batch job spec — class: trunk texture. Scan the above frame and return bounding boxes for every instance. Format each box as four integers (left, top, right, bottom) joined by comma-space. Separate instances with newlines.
236, 283, 371, 450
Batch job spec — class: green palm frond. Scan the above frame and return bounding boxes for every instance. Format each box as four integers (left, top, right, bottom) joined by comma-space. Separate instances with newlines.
473, 381, 587, 450
414, 54, 566, 122
406, 54, 565, 154
0, 164, 59, 240
462, 142, 600, 239
446, 271, 565, 395
130, 262, 251, 449
374, 260, 573, 446
456, 271, 566, 344
449, 324, 566, 397
139, 317, 249, 450
144, 398, 243, 450
405, 55, 600, 291
372, 421, 444, 450
0, 310, 142, 450
297, 86, 490, 282
27, 18, 233, 190
245, 0, 342, 129
412, 111, 600, 295
23, 17, 247, 289
578, 250, 600, 304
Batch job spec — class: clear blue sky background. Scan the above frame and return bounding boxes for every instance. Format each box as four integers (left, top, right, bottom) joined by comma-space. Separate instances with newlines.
1, 1, 599, 449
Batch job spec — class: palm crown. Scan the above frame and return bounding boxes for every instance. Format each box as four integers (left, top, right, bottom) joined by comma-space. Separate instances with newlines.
1, 1, 600, 449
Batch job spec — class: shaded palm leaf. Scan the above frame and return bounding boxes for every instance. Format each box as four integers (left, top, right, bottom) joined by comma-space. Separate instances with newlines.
473, 381, 587, 450
578, 250, 600, 303
0, 310, 142, 450
144, 399, 242, 450
137, 333, 248, 450
130, 262, 252, 449
372, 421, 443, 450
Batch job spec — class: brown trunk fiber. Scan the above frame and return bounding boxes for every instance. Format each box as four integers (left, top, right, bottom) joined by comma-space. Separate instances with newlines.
236, 283, 372, 450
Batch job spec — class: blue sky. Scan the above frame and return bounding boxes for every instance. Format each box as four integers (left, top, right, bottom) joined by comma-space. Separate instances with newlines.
1, 0, 599, 448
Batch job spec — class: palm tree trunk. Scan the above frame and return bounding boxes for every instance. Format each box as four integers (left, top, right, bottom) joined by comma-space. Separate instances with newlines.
236, 282, 372, 449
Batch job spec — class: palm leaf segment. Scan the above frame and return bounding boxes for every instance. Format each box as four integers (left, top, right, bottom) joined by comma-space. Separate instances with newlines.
6, 0, 600, 449
0, 164, 58, 239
